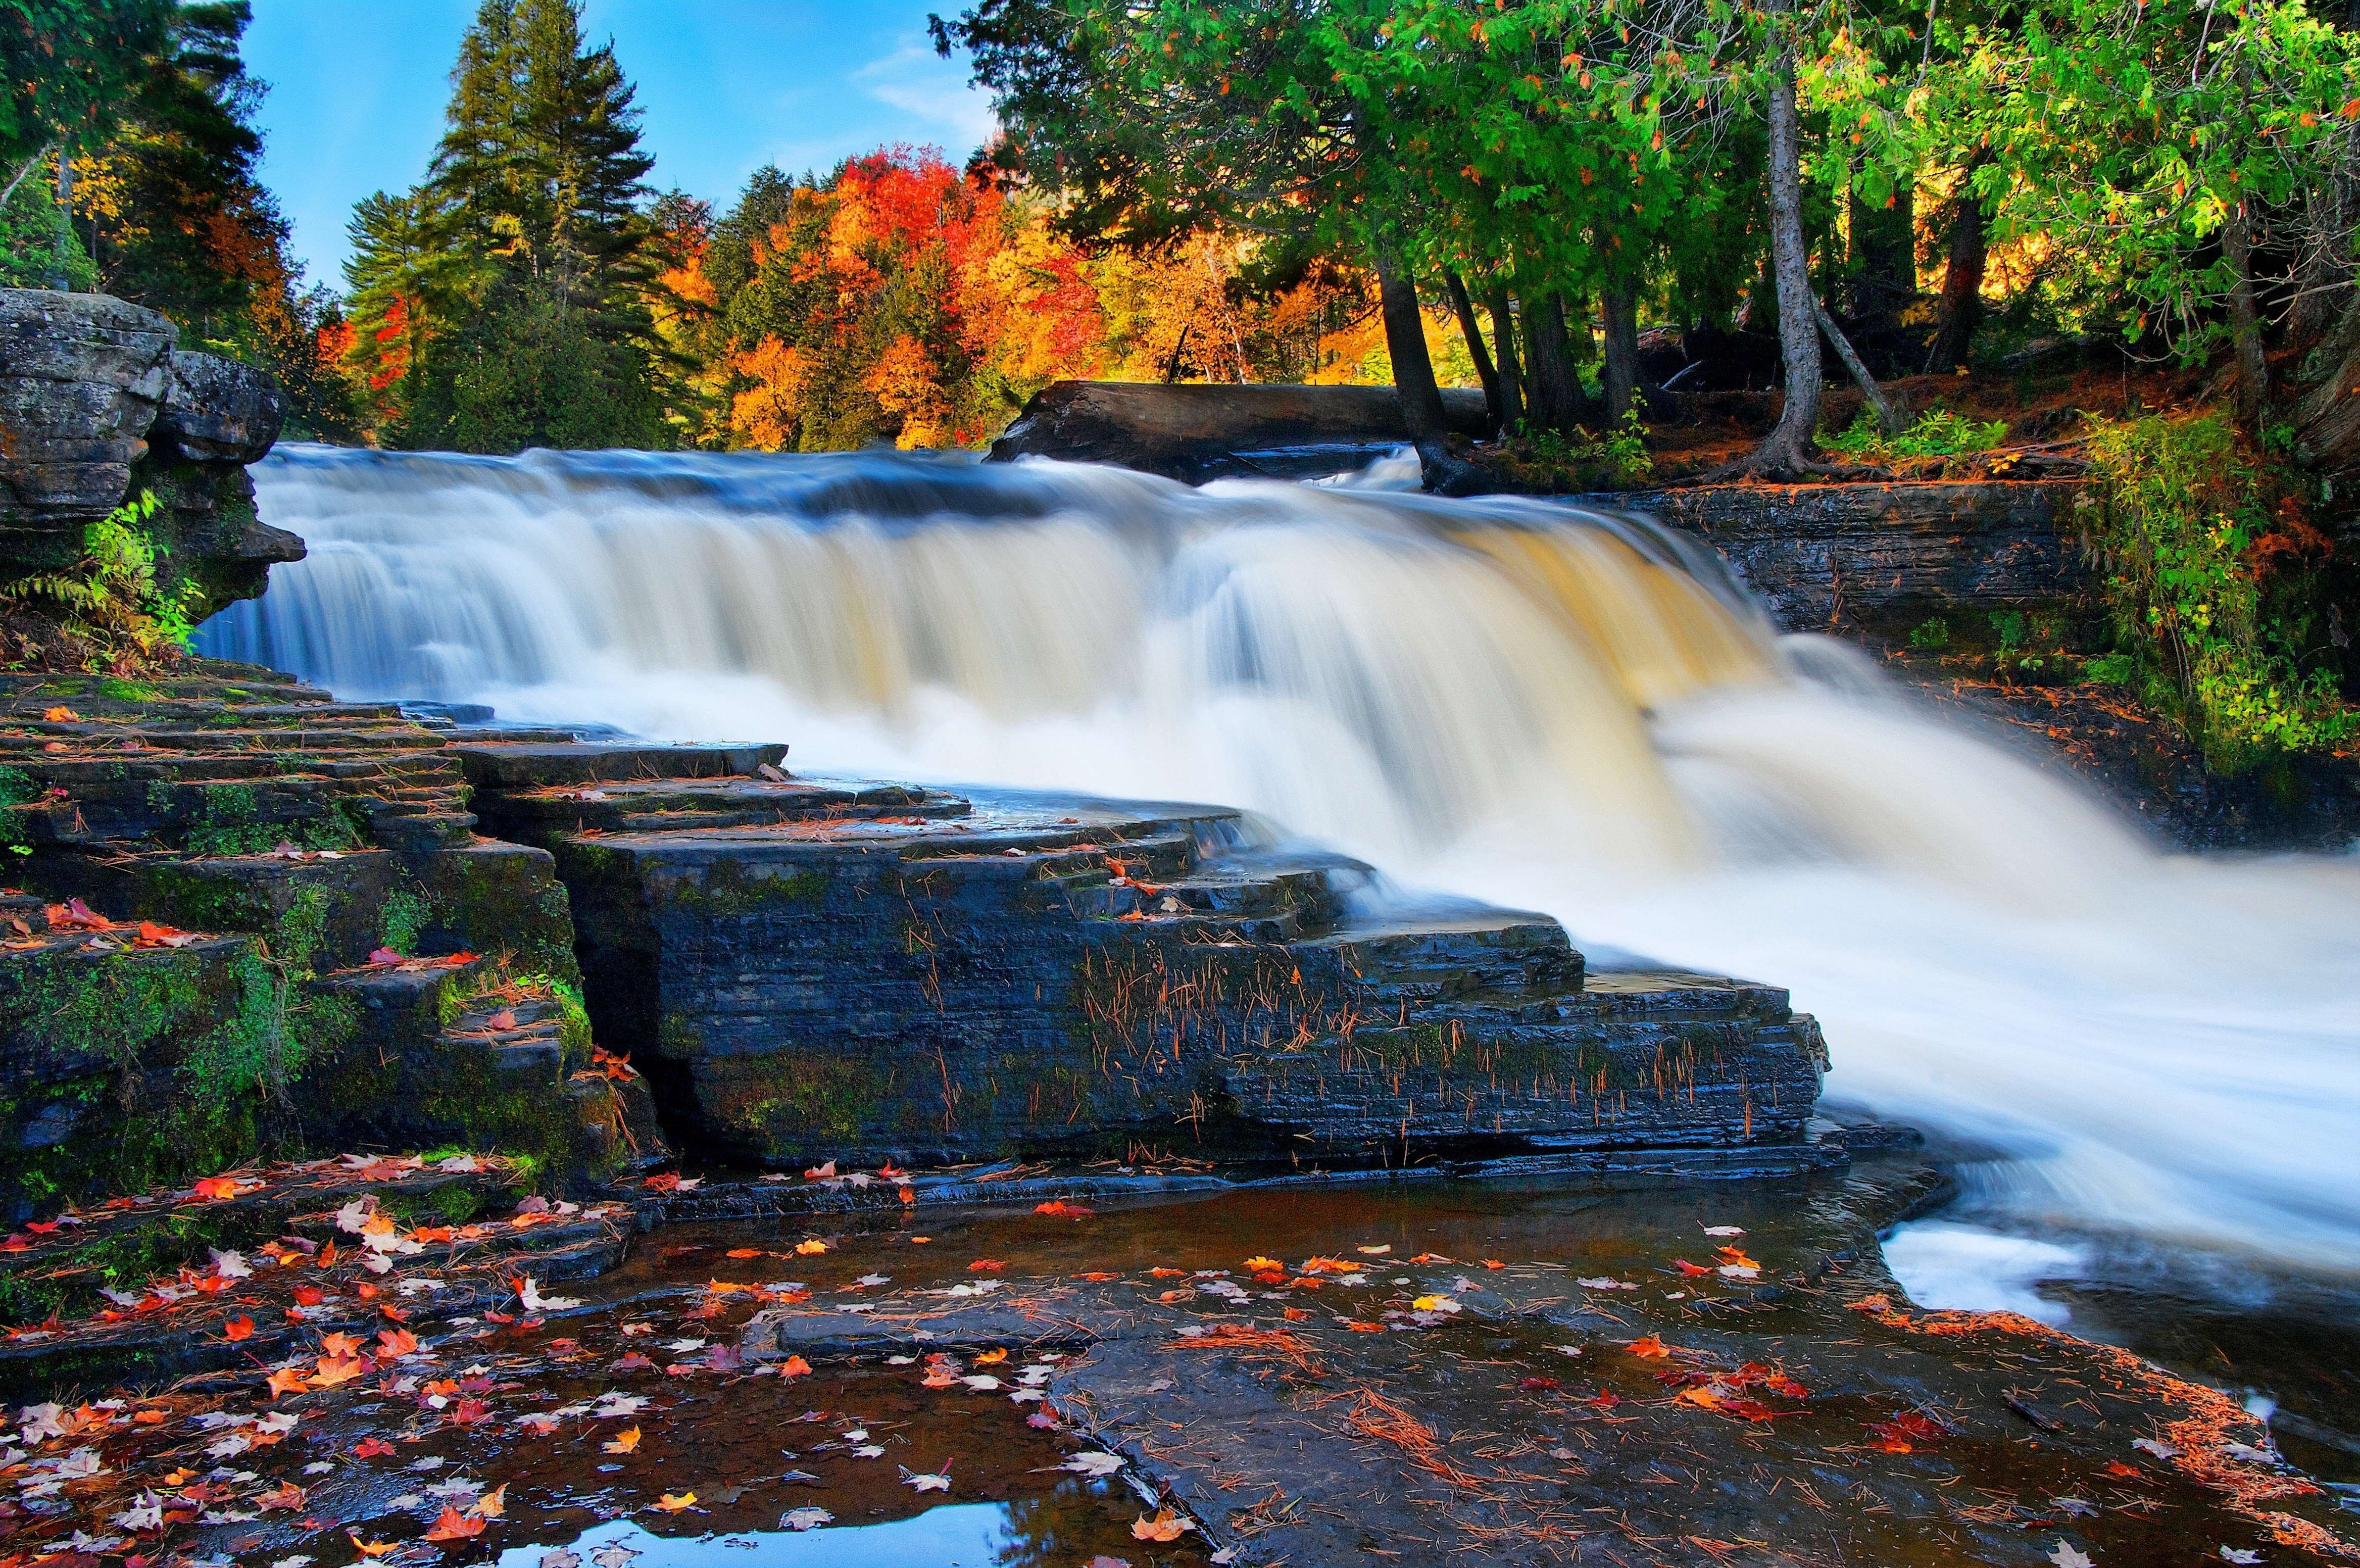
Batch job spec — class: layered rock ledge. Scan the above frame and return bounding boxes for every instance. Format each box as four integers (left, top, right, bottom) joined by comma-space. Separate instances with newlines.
0, 289, 303, 608
0, 665, 1833, 1211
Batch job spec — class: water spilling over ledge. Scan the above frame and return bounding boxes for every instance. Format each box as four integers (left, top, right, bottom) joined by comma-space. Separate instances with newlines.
198, 444, 2360, 1274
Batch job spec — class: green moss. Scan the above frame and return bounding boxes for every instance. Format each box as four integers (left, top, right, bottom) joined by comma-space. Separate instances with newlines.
725, 1047, 894, 1150
99, 678, 165, 703
660, 859, 829, 917
382, 886, 433, 954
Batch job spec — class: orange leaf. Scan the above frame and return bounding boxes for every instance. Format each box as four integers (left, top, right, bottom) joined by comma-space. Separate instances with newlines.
780, 1355, 812, 1378
377, 1328, 418, 1357
193, 1176, 241, 1201
973, 1348, 1008, 1365
1627, 1336, 1670, 1359
222, 1315, 255, 1342
603, 1425, 641, 1453
311, 1354, 368, 1388
423, 1507, 484, 1542
348, 1536, 398, 1558
1132, 1509, 1191, 1542
265, 1367, 310, 1400
653, 1492, 697, 1512
1034, 1200, 1092, 1217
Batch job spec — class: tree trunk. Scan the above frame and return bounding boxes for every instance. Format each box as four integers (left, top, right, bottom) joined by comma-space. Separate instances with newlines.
1523, 291, 1587, 433
1813, 296, 1904, 434
1445, 271, 1500, 431
50, 142, 72, 290
1926, 156, 1989, 374
1847, 180, 1915, 373
1741, 0, 1823, 476
1487, 285, 1525, 434
1602, 275, 1641, 424
1375, 249, 1448, 445
2222, 202, 2270, 428
2294, 290, 2360, 475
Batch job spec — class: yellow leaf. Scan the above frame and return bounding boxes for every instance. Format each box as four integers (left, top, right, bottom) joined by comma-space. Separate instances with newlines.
604, 1425, 642, 1454
1132, 1509, 1192, 1542
795, 1239, 828, 1256
654, 1492, 697, 1512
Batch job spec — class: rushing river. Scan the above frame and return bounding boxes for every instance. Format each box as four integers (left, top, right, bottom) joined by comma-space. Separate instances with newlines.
200, 444, 2360, 1287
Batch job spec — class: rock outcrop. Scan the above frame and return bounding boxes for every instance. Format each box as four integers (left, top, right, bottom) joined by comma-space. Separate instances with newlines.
0, 289, 302, 608
0, 668, 1833, 1209
989, 379, 1492, 481
1601, 478, 2091, 639
465, 758, 1831, 1174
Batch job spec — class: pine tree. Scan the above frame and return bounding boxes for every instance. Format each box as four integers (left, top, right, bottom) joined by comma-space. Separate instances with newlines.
375, 0, 663, 451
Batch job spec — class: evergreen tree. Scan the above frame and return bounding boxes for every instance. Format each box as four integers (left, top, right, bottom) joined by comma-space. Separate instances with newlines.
366, 0, 664, 451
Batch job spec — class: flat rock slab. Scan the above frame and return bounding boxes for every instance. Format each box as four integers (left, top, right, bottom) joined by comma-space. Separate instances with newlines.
708, 1162, 2351, 1566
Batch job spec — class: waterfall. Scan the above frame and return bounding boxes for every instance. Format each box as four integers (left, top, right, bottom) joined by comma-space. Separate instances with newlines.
204, 443, 2360, 1274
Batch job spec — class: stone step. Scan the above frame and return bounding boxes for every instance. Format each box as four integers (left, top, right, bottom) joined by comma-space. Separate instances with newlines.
450, 741, 789, 790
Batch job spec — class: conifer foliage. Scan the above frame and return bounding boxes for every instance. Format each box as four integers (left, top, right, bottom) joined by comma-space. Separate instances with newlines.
344, 0, 665, 451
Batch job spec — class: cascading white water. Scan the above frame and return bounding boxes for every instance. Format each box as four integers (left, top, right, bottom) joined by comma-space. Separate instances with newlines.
203, 443, 2360, 1275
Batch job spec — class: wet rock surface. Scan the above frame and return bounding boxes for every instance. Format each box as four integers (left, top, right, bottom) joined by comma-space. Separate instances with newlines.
2, 1156, 2332, 1568
464, 762, 1829, 1173
990, 380, 1491, 482
1601, 479, 2091, 641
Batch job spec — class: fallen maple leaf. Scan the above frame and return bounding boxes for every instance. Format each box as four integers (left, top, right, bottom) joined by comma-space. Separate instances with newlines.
423, 1507, 484, 1542
603, 1425, 641, 1453
653, 1493, 696, 1512
1034, 1200, 1093, 1217
794, 1239, 827, 1255
42, 707, 78, 722
779, 1354, 812, 1377
1627, 1336, 1671, 1359
471, 1485, 506, 1518
193, 1176, 242, 1201
311, 1354, 367, 1388
265, 1367, 310, 1400
348, 1536, 398, 1558
1132, 1509, 1192, 1542
222, 1315, 255, 1342
352, 1438, 396, 1458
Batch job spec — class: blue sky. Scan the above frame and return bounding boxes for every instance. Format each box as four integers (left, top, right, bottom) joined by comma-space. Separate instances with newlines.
244, 1, 998, 290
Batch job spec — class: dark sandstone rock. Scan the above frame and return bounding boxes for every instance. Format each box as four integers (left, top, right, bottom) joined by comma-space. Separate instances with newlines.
0, 291, 176, 538
460, 759, 1829, 1171
1598, 478, 2091, 638
989, 379, 1491, 482
150, 349, 285, 465
0, 287, 299, 604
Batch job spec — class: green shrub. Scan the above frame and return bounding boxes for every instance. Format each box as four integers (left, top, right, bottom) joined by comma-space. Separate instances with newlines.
1512, 409, 1654, 489
0, 492, 205, 670
1823, 408, 2008, 463
2078, 412, 2355, 769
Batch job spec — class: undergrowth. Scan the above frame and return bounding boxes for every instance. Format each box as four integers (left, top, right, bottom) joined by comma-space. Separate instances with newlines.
0, 492, 204, 673
1822, 408, 2007, 464
2077, 412, 2355, 770
1508, 410, 1654, 489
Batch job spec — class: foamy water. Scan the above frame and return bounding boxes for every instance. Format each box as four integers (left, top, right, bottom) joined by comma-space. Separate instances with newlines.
201, 444, 2360, 1277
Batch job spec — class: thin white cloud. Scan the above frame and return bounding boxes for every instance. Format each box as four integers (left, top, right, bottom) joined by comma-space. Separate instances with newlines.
850, 36, 998, 155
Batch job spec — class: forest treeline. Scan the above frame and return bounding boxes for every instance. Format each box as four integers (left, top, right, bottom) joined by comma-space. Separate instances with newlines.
6, 0, 2359, 475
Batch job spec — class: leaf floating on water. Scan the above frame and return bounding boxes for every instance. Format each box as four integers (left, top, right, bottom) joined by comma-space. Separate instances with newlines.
902, 1463, 953, 1493
422, 1508, 483, 1542
653, 1492, 697, 1512
1062, 1451, 1125, 1477
1132, 1509, 1193, 1542
603, 1425, 642, 1454
589, 1545, 642, 1568
2050, 1545, 2094, 1568
539, 1551, 581, 1568
781, 1507, 832, 1531
2219, 1551, 2262, 1564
